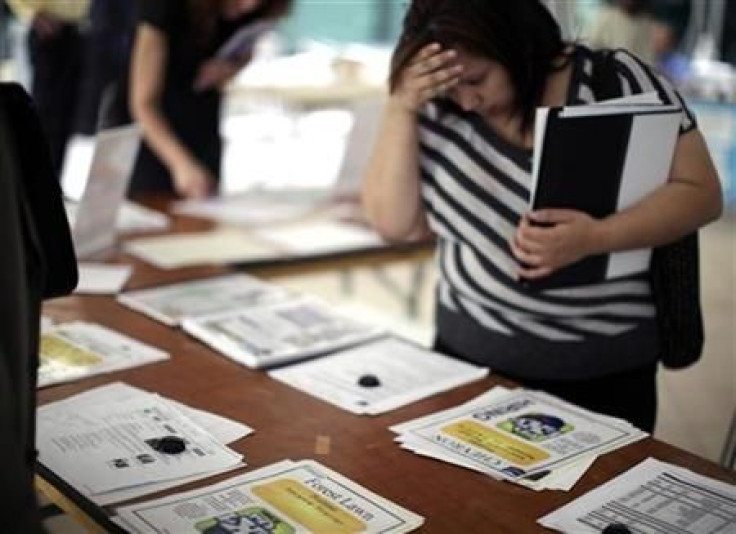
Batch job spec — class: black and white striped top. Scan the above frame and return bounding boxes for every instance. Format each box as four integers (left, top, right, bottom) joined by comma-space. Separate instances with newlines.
419, 45, 696, 380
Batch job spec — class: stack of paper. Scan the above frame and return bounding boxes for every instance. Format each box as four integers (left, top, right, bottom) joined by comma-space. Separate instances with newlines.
269, 337, 488, 414
182, 296, 385, 369
117, 273, 291, 327
115, 459, 424, 533
37, 383, 251, 505
391, 387, 647, 491
38, 322, 169, 388
539, 457, 736, 533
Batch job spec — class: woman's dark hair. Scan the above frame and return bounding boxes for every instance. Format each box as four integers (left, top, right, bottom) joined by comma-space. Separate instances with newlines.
188, 0, 292, 50
390, 0, 569, 133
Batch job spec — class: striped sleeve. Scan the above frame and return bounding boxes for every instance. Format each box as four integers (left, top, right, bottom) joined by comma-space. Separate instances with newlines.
610, 49, 697, 134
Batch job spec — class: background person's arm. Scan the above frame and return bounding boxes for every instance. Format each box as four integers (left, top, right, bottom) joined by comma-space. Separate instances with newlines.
129, 24, 212, 199
512, 129, 723, 279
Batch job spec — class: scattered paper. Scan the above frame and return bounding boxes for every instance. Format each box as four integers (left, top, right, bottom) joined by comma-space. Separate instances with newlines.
117, 201, 170, 233
539, 457, 736, 533
38, 322, 168, 388
391, 387, 647, 491
116, 459, 424, 533
124, 228, 280, 269
117, 273, 290, 326
182, 297, 385, 368
253, 220, 383, 256
269, 337, 488, 414
38, 395, 243, 495
75, 263, 133, 295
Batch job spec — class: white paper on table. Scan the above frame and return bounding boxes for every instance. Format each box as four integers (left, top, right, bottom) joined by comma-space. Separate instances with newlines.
41, 315, 54, 332
403, 389, 644, 482
182, 296, 385, 369
124, 228, 280, 269
539, 457, 736, 533
390, 387, 645, 489
38, 394, 242, 495
269, 337, 488, 415
117, 273, 290, 327
116, 459, 424, 534
38, 322, 169, 388
38, 383, 252, 505
37, 383, 253, 445
173, 190, 326, 227
117, 201, 171, 233
75, 263, 133, 294
252, 220, 383, 256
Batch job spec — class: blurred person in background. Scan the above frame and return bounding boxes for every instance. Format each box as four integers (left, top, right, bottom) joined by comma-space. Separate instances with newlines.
109, 0, 292, 199
5, 0, 89, 180
75, 0, 136, 136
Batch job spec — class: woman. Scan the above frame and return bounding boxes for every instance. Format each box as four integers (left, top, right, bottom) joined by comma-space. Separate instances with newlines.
362, 0, 722, 432
127, 0, 291, 198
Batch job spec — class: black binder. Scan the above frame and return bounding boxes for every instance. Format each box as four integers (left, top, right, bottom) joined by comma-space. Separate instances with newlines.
525, 104, 680, 290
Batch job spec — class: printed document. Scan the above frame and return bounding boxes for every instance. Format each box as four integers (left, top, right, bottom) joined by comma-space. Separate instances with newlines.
37, 394, 243, 495
269, 337, 488, 414
116, 459, 424, 533
182, 297, 385, 368
117, 273, 291, 326
392, 388, 646, 490
539, 457, 736, 533
38, 322, 168, 388
38, 383, 251, 505
252, 220, 384, 256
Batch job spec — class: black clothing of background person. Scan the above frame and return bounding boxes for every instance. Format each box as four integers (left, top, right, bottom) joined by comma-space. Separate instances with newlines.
108, 0, 262, 196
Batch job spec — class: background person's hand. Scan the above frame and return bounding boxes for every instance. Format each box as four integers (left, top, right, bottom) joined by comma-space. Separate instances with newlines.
511, 209, 600, 280
194, 59, 245, 92
390, 43, 463, 114
171, 159, 214, 199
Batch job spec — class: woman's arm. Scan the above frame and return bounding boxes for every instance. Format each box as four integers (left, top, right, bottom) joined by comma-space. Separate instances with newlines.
362, 44, 462, 241
513, 128, 723, 279
129, 24, 212, 198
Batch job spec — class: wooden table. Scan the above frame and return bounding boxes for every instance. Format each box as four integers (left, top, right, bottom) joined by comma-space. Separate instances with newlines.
37, 202, 736, 533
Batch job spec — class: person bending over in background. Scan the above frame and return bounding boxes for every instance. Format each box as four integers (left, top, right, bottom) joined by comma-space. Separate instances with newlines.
362, 0, 722, 432
118, 0, 291, 198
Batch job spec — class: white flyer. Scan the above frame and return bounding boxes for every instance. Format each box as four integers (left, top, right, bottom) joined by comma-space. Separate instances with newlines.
75, 263, 133, 295
539, 457, 736, 533
37, 383, 252, 505
397, 389, 645, 483
38, 395, 243, 495
38, 322, 169, 388
116, 459, 424, 533
269, 337, 488, 414
182, 297, 385, 368
117, 273, 291, 326
252, 220, 383, 256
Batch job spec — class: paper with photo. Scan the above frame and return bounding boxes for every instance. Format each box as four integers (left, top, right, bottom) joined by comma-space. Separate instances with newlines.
117, 273, 290, 326
38, 322, 168, 388
269, 337, 488, 414
400, 389, 644, 482
116, 459, 424, 534
75, 263, 132, 294
124, 228, 280, 269
38, 394, 243, 495
539, 457, 736, 533
182, 297, 385, 368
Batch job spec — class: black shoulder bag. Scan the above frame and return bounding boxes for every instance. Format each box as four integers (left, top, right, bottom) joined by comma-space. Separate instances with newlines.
590, 50, 704, 369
